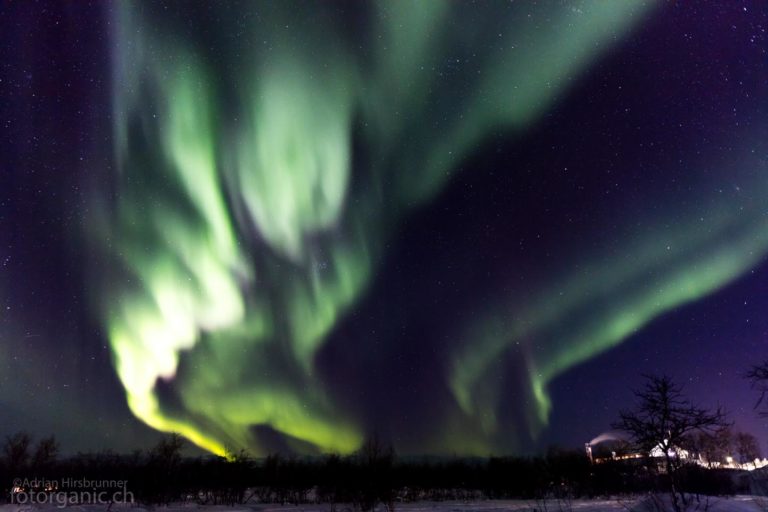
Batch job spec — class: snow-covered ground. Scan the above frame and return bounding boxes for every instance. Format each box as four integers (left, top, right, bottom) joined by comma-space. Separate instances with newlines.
1, 496, 767, 512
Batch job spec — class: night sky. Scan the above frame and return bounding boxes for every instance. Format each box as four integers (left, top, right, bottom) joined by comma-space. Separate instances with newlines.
1, 1, 767, 457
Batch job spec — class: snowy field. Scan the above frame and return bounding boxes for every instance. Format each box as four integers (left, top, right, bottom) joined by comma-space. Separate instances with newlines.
2, 496, 768, 512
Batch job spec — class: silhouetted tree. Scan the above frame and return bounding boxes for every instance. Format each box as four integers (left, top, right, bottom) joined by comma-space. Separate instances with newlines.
612, 375, 730, 512
734, 432, 761, 464
747, 361, 768, 417
3, 432, 31, 469
355, 435, 396, 511
690, 427, 733, 468
31, 435, 59, 468
148, 432, 184, 468
144, 433, 186, 504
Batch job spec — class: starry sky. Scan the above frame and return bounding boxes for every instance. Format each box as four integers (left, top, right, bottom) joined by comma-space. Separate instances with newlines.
1, 1, 767, 457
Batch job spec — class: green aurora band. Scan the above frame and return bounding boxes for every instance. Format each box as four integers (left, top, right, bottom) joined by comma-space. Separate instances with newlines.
449, 165, 768, 443
97, 0, 768, 456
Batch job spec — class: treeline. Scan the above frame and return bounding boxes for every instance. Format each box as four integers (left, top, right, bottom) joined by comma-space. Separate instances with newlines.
2, 365, 768, 508
0, 434, 758, 508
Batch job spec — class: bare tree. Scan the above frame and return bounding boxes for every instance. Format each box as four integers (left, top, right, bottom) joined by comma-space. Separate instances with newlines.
734, 432, 761, 464
3, 431, 32, 469
612, 375, 730, 512
689, 427, 733, 468
746, 362, 768, 417
148, 432, 185, 468
32, 435, 59, 468
356, 434, 395, 467
355, 434, 396, 512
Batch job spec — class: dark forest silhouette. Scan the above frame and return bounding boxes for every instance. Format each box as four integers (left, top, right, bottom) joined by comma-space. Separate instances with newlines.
1, 371, 766, 508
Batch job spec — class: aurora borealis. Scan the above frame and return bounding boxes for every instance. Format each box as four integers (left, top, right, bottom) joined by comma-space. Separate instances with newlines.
1, 1, 767, 456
